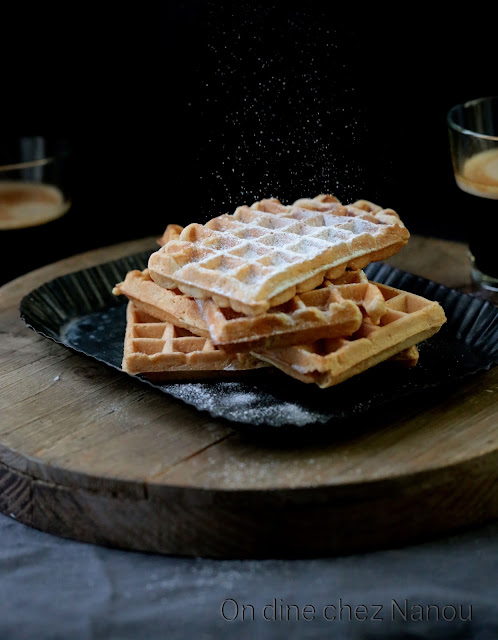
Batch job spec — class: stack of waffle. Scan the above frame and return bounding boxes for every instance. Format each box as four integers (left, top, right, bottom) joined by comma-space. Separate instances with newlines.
113, 195, 446, 388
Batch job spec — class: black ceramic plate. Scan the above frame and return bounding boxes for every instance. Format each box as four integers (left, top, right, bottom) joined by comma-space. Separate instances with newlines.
19, 251, 498, 428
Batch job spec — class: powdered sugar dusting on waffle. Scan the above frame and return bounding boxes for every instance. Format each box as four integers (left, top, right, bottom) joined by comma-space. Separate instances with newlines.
148, 195, 409, 315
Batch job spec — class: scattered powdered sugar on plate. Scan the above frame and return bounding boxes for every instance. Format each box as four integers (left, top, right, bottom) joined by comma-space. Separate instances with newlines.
163, 381, 325, 427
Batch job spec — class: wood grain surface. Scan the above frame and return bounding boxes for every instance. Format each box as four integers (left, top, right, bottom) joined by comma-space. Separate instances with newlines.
0, 235, 497, 557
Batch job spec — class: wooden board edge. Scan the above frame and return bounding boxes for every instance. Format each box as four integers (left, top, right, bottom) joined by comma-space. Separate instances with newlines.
0, 449, 497, 558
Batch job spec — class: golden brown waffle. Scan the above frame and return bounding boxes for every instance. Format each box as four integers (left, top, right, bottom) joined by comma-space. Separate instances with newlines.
148, 194, 410, 315
157, 223, 183, 247
324, 269, 387, 325
114, 268, 385, 354
198, 268, 387, 353
122, 302, 267, 379
199, 286, 363, 353
388, 345, 420, 367
113, 269, 209, 337
263, 194, 404, 227
253, 282, 446, 388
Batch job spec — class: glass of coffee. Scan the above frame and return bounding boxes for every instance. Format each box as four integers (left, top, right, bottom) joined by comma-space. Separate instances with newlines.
448, 97, 498, 294
0, 136, 70, 231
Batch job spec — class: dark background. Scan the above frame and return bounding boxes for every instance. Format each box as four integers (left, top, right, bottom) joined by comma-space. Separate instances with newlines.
1, 3, 495, 283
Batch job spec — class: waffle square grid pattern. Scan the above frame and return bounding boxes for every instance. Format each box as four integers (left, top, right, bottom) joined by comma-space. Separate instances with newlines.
148, 195, 410, 315
199, 270, 387, 353
114, 268, 389, 354
253, 282, 446, 388
122, 302, 266, 379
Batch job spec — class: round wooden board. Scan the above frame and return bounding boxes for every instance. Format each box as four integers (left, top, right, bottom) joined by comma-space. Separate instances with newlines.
0, 236, 497, 558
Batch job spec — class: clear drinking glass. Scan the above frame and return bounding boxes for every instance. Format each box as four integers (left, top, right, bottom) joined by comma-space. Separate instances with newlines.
0, 136, 71, 231
447, 97, 498, 294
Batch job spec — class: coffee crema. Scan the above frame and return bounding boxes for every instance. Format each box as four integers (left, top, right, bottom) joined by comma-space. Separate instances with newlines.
0, 181, 69, 230
455, 148, 498, 200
